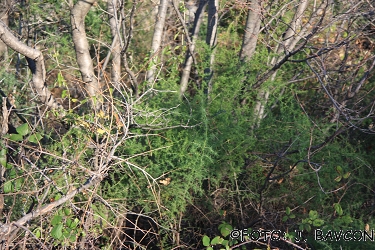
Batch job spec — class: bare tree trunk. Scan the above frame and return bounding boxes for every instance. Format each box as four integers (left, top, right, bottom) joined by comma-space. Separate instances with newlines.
0, 0, 10, 61
108, 0, 121, 90
71, 0, 101, 106
205, 0, 218, 97
0, 21, 62, 109
253, 0, 309, 126
180, 0, 207, 97
146, 0, 169, 86
239, 0, 262, 61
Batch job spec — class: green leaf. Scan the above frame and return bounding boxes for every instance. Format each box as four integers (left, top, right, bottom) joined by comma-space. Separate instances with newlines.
0, 149, 6, 156
0, 156, 6, 167
313, 219, 324, 227
15, 178, 24, 191
3, 181, 13, 193
55, 194, 62, 201
64, 208, 71, 216
51, 224, 63, 240
335, 166, 343, 175
222, 240, 229, 246
66, 218, 72, 228
61, 90, 68, 98
57, 72, 66, 86
290, 214, 296, 219
16, 123, 29, 136
219, 223, 233, 237
34, 228, 41, 238
334, 203, 343, 216
343, 172, 351, 179
69, 233, 77, 242
211, 236, 222, 245
51, 215, 63, 226
341, 215, 353, 224
9, 134, 23, 141
202, 235, 210, 247
286, 206, 291, 215
69, 218, 79, 229
309, 210, 318, 220
334, 175, 342, 182
8, 169, 16, 179
28, 133, 43, 143
207, 247, 214, 250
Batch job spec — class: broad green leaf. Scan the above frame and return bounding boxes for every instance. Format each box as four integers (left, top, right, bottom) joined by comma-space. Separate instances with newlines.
219, 223, 233, 237
309, 210, 318, 220
16, 123, 29, 136
66, 218, 72, 228
64, 208, 71, 216
28, 133, 43, 143
0, 149, 6, 156
57, 72, 66, 86
34, 228, 41, 238
313, 219, 324, 227
9, 134, 23, 141
51, 224, 63, 240
334, 203, 343, 216
282, 215, 288, 222
335, 166, 343, 175
343, 172, 351, 179
202, 235, 210, 247
54, 194, 62, 201
61, 90, 68, 98
286, 207, 291, 215
51, 215, 63, 226
0, 156, 6, 167
3, 181, 13, 193
8, 169, 16, 179
15, 178, 24, 191
69, 233, 77, 242
222, 240, 229, 246
334, 176, 342, 182
211, 236, 222, 245
69, 218, 79, 229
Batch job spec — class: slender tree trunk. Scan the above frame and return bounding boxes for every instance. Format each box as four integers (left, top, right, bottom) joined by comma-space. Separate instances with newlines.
0, 21, 62, 109
239, 0, 262, 61
146, 0, 169, 86
205, 0, 218, 97
180, 0, 207, 97
253, 0, 309, 126
71, 0, 101, 106
108, 0, 121, 91
0, 0, 10, 61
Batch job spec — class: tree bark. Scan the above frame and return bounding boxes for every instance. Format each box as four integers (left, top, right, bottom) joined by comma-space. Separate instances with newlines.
239, 0, 262, 61
205, 0, 219, 97
71, 0, 101, 106
180, 0, 207, 97
108, 0, 121, 90
146, 0, 169, 85
253, 0, 309, 126
0, 0, 10, 61
0, 21, 62, 109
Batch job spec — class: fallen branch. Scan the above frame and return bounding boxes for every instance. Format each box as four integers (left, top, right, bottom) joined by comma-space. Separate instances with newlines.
0, 173, 104, 238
